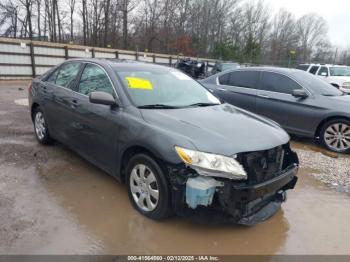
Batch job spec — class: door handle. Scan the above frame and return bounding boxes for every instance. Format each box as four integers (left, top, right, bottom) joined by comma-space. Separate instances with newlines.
258, 94, 270, 98
71, 99, 78, 108
218, 87, 227, 92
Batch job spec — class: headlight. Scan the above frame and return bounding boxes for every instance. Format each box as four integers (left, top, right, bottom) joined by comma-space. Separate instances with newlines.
197, 63, 202, 68
342, 82, 350, 89
175, 146, 247, 180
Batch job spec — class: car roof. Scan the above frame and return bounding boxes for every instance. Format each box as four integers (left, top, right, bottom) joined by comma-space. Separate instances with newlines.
66, 58, 170, 70
298, 63, 348, 67
227, 66, 301, 75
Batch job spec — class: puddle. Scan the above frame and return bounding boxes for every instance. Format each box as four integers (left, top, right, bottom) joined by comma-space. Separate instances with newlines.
0, 137, 36, 146
36, 148, 350, 255
14, 98, 29, 106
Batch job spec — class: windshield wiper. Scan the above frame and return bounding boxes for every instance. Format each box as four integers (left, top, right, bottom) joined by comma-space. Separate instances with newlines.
187, 102, 221, 107
138, 104, 180, 109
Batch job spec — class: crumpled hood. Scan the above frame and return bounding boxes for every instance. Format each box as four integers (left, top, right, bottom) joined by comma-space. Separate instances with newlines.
140, 104, 289, 156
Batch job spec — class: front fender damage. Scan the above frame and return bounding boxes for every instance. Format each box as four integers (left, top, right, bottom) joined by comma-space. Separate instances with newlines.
164, 144, 299, 225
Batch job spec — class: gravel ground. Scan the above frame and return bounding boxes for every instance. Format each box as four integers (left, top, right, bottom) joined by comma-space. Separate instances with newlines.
295, 148, 350, 193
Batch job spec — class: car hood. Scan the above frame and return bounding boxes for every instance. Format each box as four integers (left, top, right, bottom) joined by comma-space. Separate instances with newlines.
140, 104, 289, 156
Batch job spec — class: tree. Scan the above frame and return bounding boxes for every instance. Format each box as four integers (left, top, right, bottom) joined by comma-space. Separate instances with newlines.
0, 1, 19, 38
296, 13, 328, 62
0, 0, 344, 67
18, 0, 34, 39
68, 0, 76, 41
120, 0, 136, 49
269, 9, 297, 65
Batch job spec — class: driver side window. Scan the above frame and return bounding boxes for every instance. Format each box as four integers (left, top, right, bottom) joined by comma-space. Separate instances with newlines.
78, 64, 115, 96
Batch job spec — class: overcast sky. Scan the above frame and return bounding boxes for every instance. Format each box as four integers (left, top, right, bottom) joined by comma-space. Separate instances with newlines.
262, 0, 350, 48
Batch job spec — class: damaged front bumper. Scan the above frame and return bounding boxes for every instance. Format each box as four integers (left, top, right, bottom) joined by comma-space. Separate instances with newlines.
167, 146, 299, 225
220, 165, 298, 225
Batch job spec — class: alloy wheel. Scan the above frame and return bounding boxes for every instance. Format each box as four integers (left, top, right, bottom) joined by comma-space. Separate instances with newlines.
35, 111, 46, 140
129, 164, 159, 212
324, 123, 350, 151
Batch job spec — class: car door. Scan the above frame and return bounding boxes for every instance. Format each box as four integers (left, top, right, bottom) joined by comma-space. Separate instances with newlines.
213, 70, 258, 113
42, 62, 83, 142
68, 63, 121, 173
255, 71, 317, 136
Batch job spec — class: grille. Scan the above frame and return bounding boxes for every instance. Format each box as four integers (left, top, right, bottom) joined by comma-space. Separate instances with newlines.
238, 145, 285, 184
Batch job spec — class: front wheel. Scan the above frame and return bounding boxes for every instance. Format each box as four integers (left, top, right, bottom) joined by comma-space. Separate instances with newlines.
126, 154, 171, 220
320, 119, 350, 153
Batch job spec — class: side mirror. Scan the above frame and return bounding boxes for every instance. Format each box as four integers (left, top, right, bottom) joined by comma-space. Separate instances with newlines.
321, 72, 328, 77
292, 89, 308, 99
89, 91, 117, 106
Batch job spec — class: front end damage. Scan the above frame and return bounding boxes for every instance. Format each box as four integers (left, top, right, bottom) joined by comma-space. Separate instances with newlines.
167, 143, 299, 225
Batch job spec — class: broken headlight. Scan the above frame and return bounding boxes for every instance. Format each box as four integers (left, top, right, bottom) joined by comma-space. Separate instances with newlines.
175, 146, 247, 180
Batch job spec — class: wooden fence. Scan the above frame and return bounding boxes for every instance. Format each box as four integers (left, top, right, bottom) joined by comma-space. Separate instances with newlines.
0, 37, 217, 79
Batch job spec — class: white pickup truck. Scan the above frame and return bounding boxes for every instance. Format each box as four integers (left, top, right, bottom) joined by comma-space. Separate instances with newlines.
297, 64, 350, 93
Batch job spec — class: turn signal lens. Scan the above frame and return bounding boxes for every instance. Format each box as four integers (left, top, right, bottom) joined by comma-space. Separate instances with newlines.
175, 146, 193, 164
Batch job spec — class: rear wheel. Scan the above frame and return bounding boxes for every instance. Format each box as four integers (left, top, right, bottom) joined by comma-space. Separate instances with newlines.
126, 153, 171, 220
33, 107, 52, 144
320, 119, 350, 153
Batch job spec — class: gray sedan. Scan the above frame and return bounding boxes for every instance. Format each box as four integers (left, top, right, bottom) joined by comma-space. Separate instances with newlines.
201, 67, 350, 153
28, 59, 298, 224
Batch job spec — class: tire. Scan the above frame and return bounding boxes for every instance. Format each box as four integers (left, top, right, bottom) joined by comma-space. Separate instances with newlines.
33, 107, 52, 145
320, 119, 350, 153
126, 153, 172, 220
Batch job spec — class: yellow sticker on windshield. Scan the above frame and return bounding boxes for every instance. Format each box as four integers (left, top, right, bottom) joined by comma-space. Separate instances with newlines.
125, 77, 153, 90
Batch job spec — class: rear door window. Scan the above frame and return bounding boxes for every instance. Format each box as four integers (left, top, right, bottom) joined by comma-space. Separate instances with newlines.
309, 66, 319, 74
261, 72, 302, 94
50, 62, 82, 88
218, 73, 230, 85
228, 71, 257, 89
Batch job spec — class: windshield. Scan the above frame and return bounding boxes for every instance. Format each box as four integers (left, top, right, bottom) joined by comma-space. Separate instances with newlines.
115, 67, 221, 108
292, 71, 343, 96
329, 67, 350, 76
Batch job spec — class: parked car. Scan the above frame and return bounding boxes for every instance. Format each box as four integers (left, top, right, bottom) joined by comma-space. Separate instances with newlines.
211, 62, 241, 75
176, 58, 206, 79
29, 59, 299, 225
297, 64, 350, 93
201, 67, 350, 153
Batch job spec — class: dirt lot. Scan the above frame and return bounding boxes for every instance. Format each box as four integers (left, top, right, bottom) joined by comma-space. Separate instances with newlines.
1, 81, 350, 255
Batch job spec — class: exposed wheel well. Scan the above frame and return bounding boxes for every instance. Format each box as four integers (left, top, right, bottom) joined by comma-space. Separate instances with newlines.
315, 116, 350, 138
30, 103, 40, 121
119, 145, 162, 183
